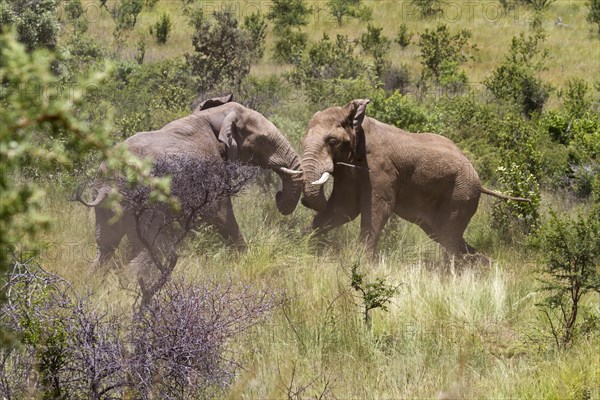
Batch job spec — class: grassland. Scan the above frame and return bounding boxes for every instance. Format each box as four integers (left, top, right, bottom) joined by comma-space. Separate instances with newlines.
38, 179, 600, 398
76, 0, 600, 92
27, 0, 600, 397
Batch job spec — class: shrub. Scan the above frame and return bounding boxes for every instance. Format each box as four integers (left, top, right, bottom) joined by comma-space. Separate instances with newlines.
115, 0, 143, 30
411, 0, 444, 17
395, 23, 413, 48
186, 9, 253, 91
370, 90, 434, 132
149, 13, 171, 44
272, 27, 307, 64
484, 31, 551, 117
381, 64, 412, 93
267, 0, 310, 64
0, 0, 59, 51
243, 11, 268, 62
535, 210, 600, 349
359, 24, 391, 77
587, 0, 600, 35
327, 0, 363, 25
418, 24, 475, 84
564, 78, 592, 119
491, 162, 541, 238
289, 33, 369, 103
0, 262, 279, 398
130, 279, 279, 398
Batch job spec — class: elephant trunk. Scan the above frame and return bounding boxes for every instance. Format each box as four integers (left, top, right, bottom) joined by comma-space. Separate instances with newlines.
301, 144, 333, 212
267, 134, 303, 216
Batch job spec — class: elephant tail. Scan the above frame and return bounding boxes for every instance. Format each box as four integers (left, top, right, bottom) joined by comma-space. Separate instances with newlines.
71, 185, 111, 207
481, 187, 531, 203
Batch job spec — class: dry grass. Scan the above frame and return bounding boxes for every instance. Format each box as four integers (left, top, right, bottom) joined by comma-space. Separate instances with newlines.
68, 0, 599, 93
34, 182, 600, 398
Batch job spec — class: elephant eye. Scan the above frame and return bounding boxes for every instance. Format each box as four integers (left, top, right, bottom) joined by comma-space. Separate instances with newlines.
327, 137, 338, 146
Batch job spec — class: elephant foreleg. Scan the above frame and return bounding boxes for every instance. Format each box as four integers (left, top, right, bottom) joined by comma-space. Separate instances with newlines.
202, 198, 246, 251
93, 207, 125, 268
359, 194, 395, 254
311, 189, 360, 235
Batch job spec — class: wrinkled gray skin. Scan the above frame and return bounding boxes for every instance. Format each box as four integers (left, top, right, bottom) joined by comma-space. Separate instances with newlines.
81, 95, 303, 268
301, 99, 529, 259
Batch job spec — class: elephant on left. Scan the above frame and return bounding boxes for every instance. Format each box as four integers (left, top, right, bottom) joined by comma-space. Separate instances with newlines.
77, 95, 304, 268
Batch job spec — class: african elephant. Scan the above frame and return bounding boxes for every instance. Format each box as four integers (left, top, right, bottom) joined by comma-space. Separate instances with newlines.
78, 95, 303, 267
300, 99, 529, 260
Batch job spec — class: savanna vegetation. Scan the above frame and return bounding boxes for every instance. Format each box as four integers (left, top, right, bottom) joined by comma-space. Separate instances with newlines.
1, 0, 599, 398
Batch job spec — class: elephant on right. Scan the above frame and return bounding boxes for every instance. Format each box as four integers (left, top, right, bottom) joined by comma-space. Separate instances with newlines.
300, 99, 530, 260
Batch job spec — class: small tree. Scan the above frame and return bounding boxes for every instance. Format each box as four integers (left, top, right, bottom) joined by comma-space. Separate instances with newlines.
411, 0, 444, 17
120, 157, 257, 305
0, 0, 59, 51
243, 11, 268, 62
418, 24, 475, 82
564, 78, 592, 119
327, 0, 361, 25
149, 12, 171, 44
115, 0, 143, 30
536, 210, 600, 349
396, 23, 413, 48
267, 0, 310, 33
350, 262, 400, 331
359, 24, 391, 78
588, 0, 600, 35
484, 31, 551, 117
267, 0, 310, 64
186, 9, 254, 91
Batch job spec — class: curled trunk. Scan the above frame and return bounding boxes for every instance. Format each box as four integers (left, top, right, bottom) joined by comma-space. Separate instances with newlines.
267, 134, 303, 215
300, 144, 333, 212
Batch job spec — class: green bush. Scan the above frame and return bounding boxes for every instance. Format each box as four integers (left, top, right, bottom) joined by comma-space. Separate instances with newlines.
370, 90, 434, 132
150, 13, 172, 45
327, 0, 363, 25
272, 27, 307, 64
418, 23, 475, 87
484, 31, 551, 117
588, 0, 600, 36
395, 23, 413, 48
243, 12, 268, 62
564, 78, 592, 119
411, 0, 444, 17
535, 210, 600, 349
0, 0, 59, 51
359, 24, 391, 77
186, 9, 253, 91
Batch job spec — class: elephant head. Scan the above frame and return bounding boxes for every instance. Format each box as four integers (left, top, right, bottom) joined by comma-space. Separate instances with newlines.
199, 97, 304, 215
300, 99, 370, 212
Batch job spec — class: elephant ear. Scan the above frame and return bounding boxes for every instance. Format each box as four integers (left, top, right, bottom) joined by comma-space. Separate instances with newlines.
195, 94, 234, 112
345, 99, 370, 161
217, 111, 241, 161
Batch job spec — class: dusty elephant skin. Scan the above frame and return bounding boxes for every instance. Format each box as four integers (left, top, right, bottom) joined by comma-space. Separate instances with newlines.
300, 99, 529, 261
78, 95, 303, 268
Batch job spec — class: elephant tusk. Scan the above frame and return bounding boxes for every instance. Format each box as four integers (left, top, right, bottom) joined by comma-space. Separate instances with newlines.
279, 167, 304, 176
311, 172, 331, 186
336, 162, 371, 172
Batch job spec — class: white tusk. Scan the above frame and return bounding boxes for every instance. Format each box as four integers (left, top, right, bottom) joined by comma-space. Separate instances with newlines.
311, 172, 331, 186
279, 167, 304, 175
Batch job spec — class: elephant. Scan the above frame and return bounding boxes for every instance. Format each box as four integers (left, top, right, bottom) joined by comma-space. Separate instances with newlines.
300, 99, 530, 261
77, 95, 304, 268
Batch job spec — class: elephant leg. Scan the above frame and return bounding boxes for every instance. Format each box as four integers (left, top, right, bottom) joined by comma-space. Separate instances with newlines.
202, 198, 246, 251
311, 183, 360, 234
359, 196, 395, 254
93, 207, 125, 268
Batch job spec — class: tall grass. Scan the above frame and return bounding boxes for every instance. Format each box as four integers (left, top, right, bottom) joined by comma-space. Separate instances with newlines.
36, 182, 600, 398
70, 0, 599, 92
